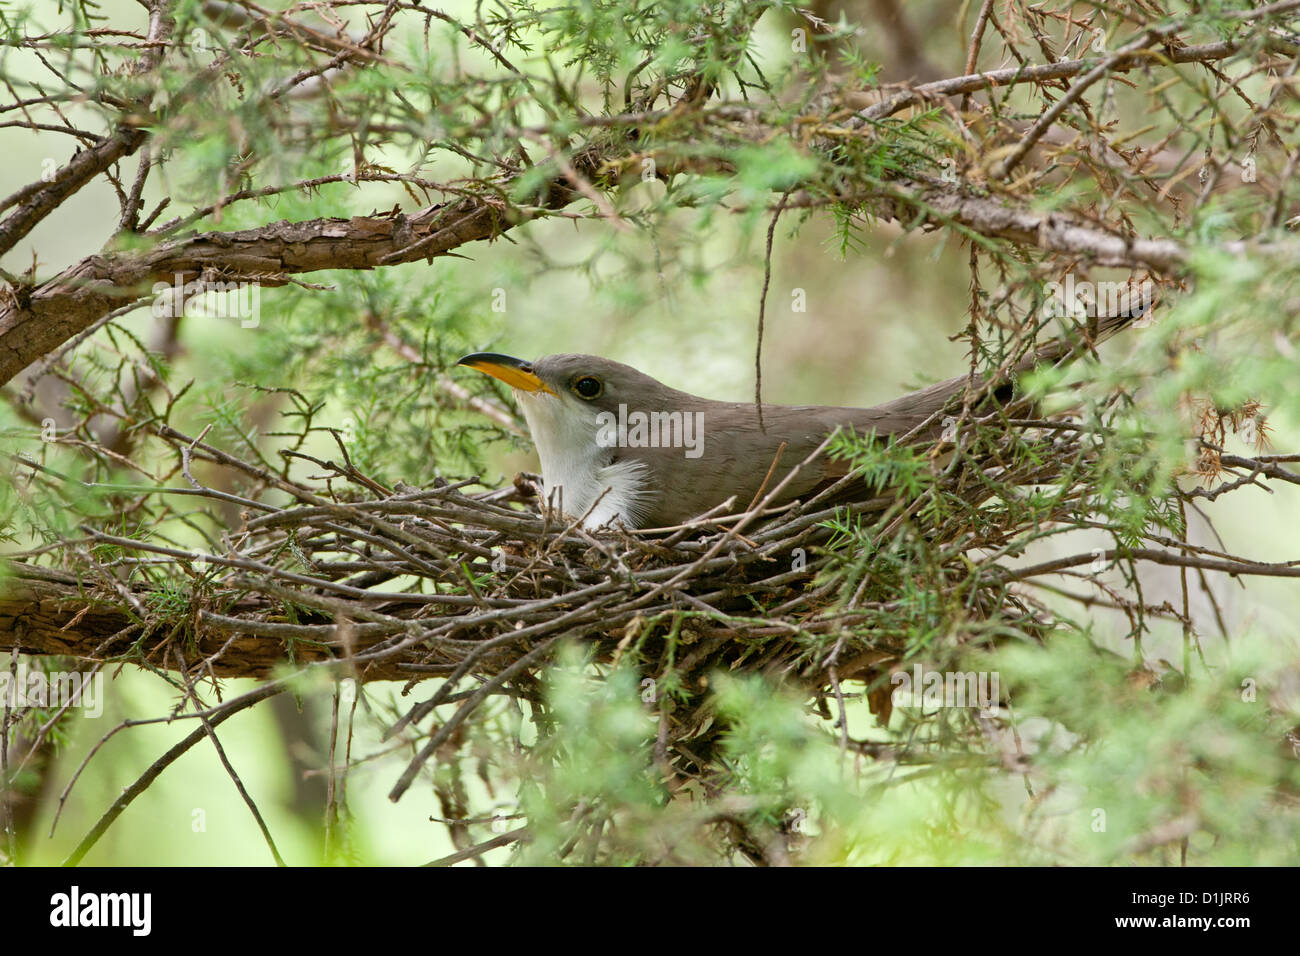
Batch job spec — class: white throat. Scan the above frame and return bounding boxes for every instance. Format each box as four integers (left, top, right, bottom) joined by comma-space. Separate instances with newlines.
515, 391, 650, 529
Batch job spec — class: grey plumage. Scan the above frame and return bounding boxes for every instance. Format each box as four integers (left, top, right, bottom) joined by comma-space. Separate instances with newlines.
529, 353, 923, 527
458, 307, 1139, 529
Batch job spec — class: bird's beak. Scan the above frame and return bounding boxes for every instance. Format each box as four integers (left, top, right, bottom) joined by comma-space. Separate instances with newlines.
456, 352, 556, 395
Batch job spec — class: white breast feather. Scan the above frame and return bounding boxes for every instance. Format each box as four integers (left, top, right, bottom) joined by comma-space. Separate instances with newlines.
516, 391, 652, 529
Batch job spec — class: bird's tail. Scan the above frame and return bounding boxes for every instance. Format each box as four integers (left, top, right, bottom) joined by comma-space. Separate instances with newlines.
878, 282, 1155, 432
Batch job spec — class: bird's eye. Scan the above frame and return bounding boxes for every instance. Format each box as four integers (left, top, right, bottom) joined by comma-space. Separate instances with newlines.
572, 376, 603, 400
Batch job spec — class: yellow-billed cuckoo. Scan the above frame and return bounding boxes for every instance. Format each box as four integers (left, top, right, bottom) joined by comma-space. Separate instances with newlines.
457, 310, 1136, 530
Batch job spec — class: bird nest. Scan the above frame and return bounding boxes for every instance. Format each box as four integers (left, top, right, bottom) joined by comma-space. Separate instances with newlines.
9, 435, 919, 691
5, 400, 1054, 706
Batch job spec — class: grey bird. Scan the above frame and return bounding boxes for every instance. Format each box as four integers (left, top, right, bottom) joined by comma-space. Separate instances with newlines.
457, 310, 1138, 530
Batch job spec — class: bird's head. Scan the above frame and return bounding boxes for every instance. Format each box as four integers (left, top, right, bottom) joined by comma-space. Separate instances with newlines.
455, 351, 674, 424
456, 352, 688, 524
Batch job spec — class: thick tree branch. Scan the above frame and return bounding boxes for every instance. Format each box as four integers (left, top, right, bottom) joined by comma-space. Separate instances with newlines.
0, 189, 549, 385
